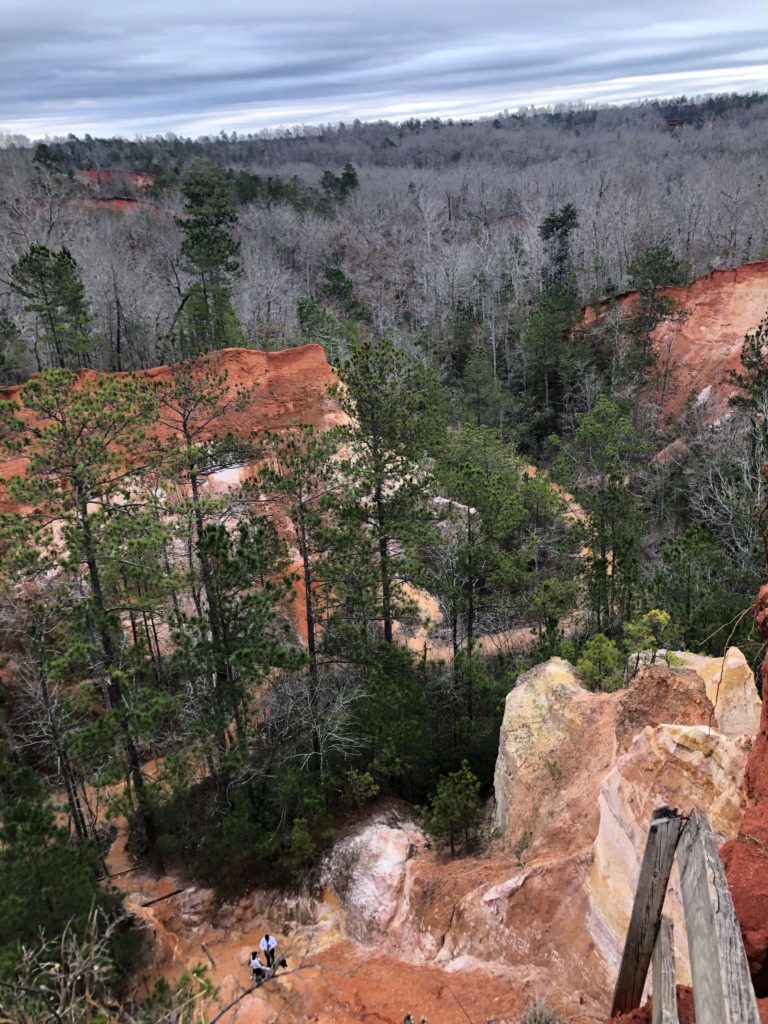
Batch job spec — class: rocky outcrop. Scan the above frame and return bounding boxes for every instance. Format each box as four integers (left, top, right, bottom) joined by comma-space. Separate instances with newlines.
483, 655, 753, 1012
493, 657, 616, 846
721, 804, 768, 997
322, 812, 427, 942
723, 584, 768, 1006
171, 886, 216, 929
371, 654, 753, 1020
586, 260, 768, 423
588, 724, 750, 983
614, 664, 713, 750
675, 646, 761, 737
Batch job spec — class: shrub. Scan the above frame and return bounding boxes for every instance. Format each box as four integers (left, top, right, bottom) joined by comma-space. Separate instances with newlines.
623, 608, 679, 674
521, 998, 569, 1024
424, 760, 482, 857
345, 769, 380, 811
576, 633, 623, 691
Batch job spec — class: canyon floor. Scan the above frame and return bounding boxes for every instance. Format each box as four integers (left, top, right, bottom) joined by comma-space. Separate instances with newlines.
110, 645, 767, 1024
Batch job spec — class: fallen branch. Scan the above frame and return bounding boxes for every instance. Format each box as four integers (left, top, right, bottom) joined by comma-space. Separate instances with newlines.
141, 888, 185, 907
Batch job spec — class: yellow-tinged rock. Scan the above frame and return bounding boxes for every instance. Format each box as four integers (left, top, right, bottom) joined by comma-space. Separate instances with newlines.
587, 723, 750, 986
493, 657, 595, 836
675, 646, 761, 736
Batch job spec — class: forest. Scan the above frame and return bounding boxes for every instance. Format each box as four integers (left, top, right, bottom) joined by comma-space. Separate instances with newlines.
0, 92, 768, 1021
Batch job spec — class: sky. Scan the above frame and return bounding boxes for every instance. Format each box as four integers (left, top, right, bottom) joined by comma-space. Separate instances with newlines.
1, 0, 768, 139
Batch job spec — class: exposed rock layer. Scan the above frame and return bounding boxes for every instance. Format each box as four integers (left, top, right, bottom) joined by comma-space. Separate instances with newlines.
0, 344, 344, 504
320, 656, 758, 1021
722, 583, 768, 1008
123, 647, 760, 1023
586, 259, 768, 422
613, 664, 713, 750
675, 646, 761, 737
589, 723, 749, 985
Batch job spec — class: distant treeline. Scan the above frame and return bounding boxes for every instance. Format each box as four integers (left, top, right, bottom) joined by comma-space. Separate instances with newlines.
13, 91, 768, 179
1, 89, 768, 380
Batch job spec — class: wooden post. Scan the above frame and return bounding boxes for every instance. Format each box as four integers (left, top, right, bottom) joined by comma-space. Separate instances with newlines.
652, 915, 678, 1024
611, 810, 684, 1016
677, 808, 760, 1024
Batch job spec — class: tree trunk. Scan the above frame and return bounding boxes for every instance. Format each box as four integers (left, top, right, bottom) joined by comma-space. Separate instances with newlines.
297, 504, 322, 769
75, 487, 161, 867
186, 439, 233, 755
374, 482, 393, 643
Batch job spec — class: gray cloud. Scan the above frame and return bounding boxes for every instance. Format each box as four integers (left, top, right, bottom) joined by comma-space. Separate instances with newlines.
1, 0, 767, 138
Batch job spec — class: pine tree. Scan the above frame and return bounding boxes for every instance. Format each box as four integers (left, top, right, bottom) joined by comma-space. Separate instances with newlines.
516, 277, 581, 451
155, 356, 282, 765
458, 345, 513, 434
558, 394, 648, 635
623, 245, 689, 428
258, 425, 344, 767
174, 160, 243, 356
431, 425, 531, 718
424, 760, 481, 857
0, 369, 163, 859
173, 516, 295, 759
0, 310, 24, 383
576, 634, 623, 691
332, 339, 447, 646
10, 245, 93, 369
0, 769, 121, 969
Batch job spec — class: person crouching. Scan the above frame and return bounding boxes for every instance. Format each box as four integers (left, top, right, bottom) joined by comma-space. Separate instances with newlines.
250, 950, 267, 984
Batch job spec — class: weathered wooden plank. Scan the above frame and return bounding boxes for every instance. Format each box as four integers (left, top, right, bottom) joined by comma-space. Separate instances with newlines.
611, 810, 684, 1016
652, 915, 678, 1024
677, 808, 760, 1024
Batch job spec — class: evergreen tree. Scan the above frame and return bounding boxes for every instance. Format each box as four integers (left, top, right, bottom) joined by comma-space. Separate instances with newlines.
0, 769, 121, 972
730, 310, 768, 416
3, 586, 94, 842
424, 760, 482, 857
623, 608, 678, 673
0, 369, 163, 858
10, 245, 93, 369
332, 339, 447, 645
296, 295, 358, 363
173, 516, 296, 760
174, 160, 243, 356
458, 345, 513, 434
431, 426, 529, 717
155, 357, 259, 763
558, 394, 648, 635
623, 244, 689, 427
516, 277, 581, 451
259, 425, 345, 768
0, 311, 24, 383
576, 633, 623, 691
652, 526, 737, 651
539, 202, 579, 282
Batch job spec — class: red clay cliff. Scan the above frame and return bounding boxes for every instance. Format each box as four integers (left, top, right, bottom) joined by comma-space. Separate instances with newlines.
587, 259, 768, 423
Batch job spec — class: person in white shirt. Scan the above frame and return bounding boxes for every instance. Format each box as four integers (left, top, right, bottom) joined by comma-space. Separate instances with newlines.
260, 933, 277, 968
250, 951, 267, 983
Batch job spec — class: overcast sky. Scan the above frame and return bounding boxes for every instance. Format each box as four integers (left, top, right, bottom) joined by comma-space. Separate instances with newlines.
2, 0, 767, 139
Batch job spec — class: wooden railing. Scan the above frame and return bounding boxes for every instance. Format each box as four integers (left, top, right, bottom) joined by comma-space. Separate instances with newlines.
611, 807, 760, 1024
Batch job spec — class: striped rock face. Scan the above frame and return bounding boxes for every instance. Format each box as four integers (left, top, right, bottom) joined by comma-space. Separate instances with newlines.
587, 723, 750, 990
584, 259, 768, 425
